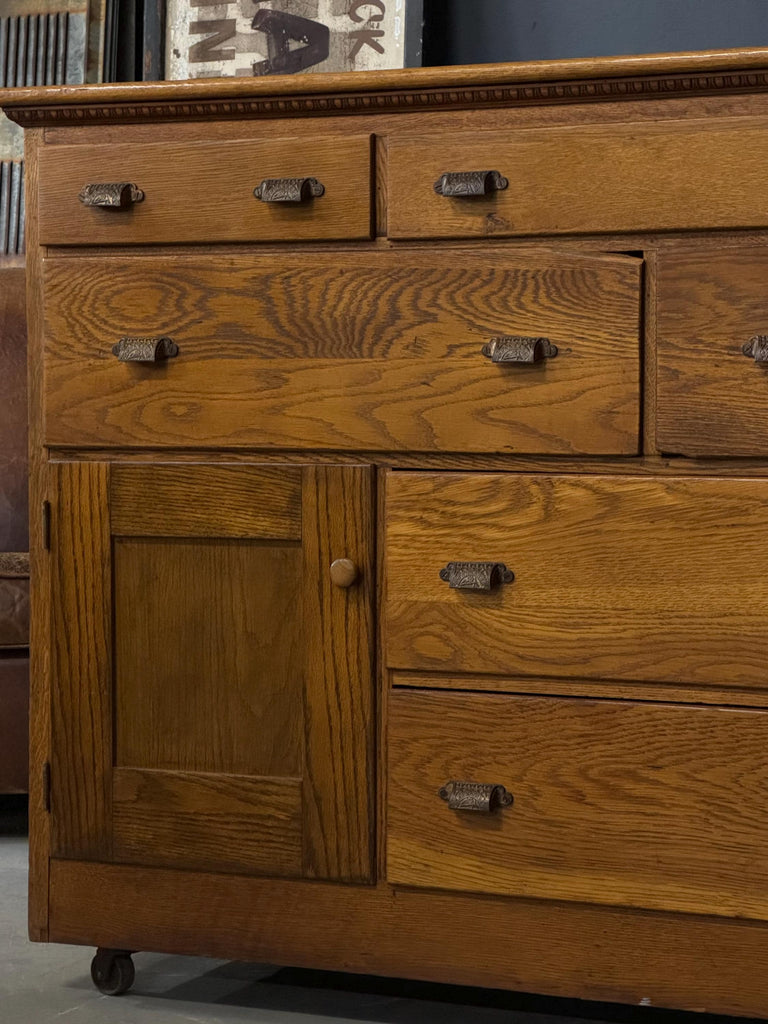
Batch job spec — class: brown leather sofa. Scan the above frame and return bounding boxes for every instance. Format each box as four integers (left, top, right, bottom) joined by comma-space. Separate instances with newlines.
0, 268, 29, 793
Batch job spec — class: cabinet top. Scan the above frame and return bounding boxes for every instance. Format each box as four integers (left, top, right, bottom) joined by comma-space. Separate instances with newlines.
2, 47, 768, 126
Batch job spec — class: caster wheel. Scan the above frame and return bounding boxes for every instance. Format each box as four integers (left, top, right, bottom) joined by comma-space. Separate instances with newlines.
90, 949, 135, 996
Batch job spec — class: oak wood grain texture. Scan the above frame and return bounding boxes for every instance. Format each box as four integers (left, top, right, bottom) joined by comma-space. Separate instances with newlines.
387, 690, 768, 919
34, 93, 768, 155
6, 48, 768, 125
48, 859, 768, 1019
657, 248, 768, 456
0, 267, 29, 552
24, 128, 50, 941
112, 769, 302, 876
385, 472, 768, 687
38, 135, 373, 245
389, 120, 768, 239
49, 462, 112, 860
301, 466, 375, 882
642, 249, 658, 454
375, 467, 388, 879
45, 447, 768, 476
113, 538, 303, 778
391, 671, 768, 710
110, 465, 302, 539
41, 250, 641, 454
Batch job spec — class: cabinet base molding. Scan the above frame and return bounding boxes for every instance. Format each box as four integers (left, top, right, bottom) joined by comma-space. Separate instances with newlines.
49, 859, 768, 1018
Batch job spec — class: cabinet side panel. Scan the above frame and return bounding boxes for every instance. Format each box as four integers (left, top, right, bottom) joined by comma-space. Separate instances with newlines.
302, 465, 375, 882
50, 461, 112, 860
25, 127, 49, 941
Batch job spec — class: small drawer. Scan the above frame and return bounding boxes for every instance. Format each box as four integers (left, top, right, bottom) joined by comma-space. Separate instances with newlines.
387, 689, 768, 919
658, 248, 768, 456
388, 120, 768, 239
385, 471, 768, 689
42, 248, 640, 453
38, 134, 373, 245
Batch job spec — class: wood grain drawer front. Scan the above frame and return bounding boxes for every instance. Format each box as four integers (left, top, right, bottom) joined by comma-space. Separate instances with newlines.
657, 249, 768, 457
38, 135, 372, 245
385, 472, 768, 689
387, 690, 768, 920
388, 120, 768, 239
42, 249, 640, 453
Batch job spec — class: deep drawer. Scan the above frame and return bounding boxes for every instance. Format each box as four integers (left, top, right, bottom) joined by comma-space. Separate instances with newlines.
388, 120, 768, 239
38, 134, 373, 245
385, 471, 768, 689
657, 248, 768, 456
42, 249, 640, 453
387, 689, 768, 919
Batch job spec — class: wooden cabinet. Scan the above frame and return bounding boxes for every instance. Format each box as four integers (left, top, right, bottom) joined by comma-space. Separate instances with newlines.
9, 50, 768, 1018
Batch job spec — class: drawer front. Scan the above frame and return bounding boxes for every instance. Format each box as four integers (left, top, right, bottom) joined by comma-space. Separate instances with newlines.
38, 135, 373, 245
658, 249, 768, 457
42, 250, 640, 453
387, 690, 768, 919
385, 472, 768, 688
389, 121, 768, 239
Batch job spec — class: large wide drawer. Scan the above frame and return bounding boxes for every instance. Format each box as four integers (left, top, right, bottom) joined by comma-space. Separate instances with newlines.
387, 690, 768, 919
42, 249, 640, 453
385, 472, 768, 688
388, 120, 768, 239
38, 135, 373, 245
657, 248, 768, 456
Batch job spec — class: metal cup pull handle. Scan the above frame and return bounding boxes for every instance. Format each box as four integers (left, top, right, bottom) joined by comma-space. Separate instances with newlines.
483, 336, 558, 364
112, 337, 179, 363
743, 335, 768, 364
433, 170, 508, 198
253, 177, 325, 202
439, 561, 514, 591
439, 781, 514, 813
79, 183, 145, 208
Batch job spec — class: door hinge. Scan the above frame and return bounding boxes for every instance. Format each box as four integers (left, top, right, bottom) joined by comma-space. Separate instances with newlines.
42, 500, 51, 551
42, 761, 51, 813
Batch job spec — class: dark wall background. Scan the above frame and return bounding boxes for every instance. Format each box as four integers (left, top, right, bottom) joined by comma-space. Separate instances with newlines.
423, 0, 768, 66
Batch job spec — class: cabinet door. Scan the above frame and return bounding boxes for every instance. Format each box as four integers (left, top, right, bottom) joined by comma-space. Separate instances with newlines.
49, 462, 374, 882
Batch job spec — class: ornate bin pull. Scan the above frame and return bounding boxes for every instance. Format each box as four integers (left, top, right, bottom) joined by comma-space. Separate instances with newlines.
742, 335, 768, 364
439, 561, 515, 591
112, 337, 179, 363
439, 781, 514, 813
433, 170, 508, 198
483, 336, 559, 364
253, 177, 325, 202
79, 183, 145, 208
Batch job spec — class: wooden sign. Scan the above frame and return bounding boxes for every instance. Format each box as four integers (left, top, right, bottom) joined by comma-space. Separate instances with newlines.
166, 0, 423, 80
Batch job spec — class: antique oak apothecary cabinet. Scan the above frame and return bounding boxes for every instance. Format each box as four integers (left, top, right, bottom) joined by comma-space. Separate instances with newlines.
5, 48, 768, 1014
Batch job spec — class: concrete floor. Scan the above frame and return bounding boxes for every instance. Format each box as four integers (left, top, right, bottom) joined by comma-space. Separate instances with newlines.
0, 803, 749, 1024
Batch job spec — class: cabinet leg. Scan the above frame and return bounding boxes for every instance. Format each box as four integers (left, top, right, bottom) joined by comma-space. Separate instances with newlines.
90, 948, 136, 996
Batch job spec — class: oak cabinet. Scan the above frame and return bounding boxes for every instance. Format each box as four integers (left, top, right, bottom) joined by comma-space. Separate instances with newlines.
8, 51, 768, 1019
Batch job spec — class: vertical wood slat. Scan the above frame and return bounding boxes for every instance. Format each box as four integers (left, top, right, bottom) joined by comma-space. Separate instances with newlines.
301, 466, 375, 883
50, 462, 112, 861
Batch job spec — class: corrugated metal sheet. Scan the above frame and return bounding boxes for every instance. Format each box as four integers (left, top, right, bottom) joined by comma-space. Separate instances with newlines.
0, 12, 87, 255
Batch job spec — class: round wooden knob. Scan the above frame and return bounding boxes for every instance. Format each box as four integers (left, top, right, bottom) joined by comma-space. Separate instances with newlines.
330, 558, 359, 588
